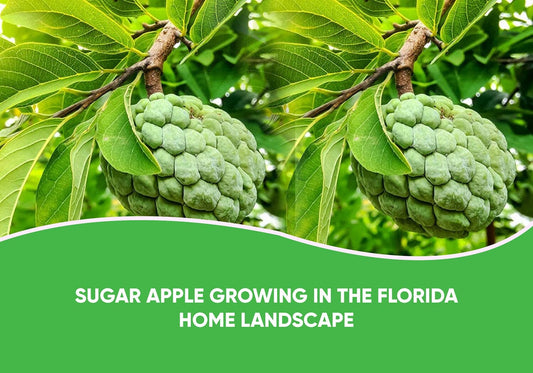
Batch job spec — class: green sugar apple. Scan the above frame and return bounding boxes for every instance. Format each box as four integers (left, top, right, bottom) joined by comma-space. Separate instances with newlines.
101, 93, 266, 223
353, 93, 516, 238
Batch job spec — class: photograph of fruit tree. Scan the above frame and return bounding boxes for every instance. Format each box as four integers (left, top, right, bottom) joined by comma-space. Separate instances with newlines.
0, 0, 532, 255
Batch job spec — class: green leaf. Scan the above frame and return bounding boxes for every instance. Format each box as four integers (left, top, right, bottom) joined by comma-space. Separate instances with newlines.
0, 118, 64, 237
176, 64, 210, 102
189, 0, 247, 51
317, 126, 346, 244
494, 27, 533, 55
35, 119, 96, 226
450, 26, 488, 53
457, 60, 497, 99
440, 0, 497, 44
0, 36, 14, 52
0, 116, 28, 141
498, 123, 533, 154
70, 119, 97, 220
340, 0, 395, 17
417, 0, 445, 34
207, 61, 243, 99
0, 43, 103, 113
286, 133, 327, 241
36, 141, 73, 226
167, 0, 195, 33
426, 64, 460, 102
96, 84, 161, 175
346, 83, 410, 175
94, 0, 145, 17
262, 0, 386, 55
287, 120, 345, 242
432, 3, 498, 64
378, 30, 409, 65
2, 0, 134, 53
264, 43, 357, 104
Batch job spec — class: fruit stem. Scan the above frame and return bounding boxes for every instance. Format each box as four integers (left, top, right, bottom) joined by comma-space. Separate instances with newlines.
144, 22, 180, 96
486, 223, 496, 246
394, 23, 432, 95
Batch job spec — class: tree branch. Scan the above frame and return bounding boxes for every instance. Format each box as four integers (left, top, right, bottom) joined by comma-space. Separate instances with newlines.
132, 20, 169, 39
395, 23, 432, 95
303, 61, 398, 118
383, 21, 419, 39
497, 56, 533, 64
54, 22, 182, 118
52, 1, 206, 119
503, 86, 520, 106
486, 222, 496, 246
303, 22, 433, 118
442, 0, 456, 17
53, 60, 148, 118
192, 0, 206, 16
430, 36, 444, 50
144, 22, 180, 95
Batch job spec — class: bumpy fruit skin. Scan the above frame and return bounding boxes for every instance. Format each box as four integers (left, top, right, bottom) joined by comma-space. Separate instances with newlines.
101, 93, 266, 223
354, 93, 516, 238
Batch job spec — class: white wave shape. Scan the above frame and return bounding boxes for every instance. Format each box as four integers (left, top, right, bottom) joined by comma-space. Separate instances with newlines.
0, 217, 531, 261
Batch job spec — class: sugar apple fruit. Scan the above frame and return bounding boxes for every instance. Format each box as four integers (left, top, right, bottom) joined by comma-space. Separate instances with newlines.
101, 93, 266, 223
353, 93, 516, 238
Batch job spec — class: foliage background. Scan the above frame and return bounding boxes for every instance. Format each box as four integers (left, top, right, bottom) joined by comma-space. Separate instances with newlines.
0, 0, 532, 255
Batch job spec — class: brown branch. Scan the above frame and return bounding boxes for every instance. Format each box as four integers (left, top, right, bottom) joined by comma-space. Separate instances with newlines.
175, 30, 194, 51
430, 36, 444, 50
442, 0, 456, 17
52, 0, 210, 120
303, 21, 434, 118
486, 222, 496, 246
497, 56, 533, 64
53, 60, 148, 118
54, 22, 183, 118
303, 61, 398, 118
383, 21, 419, 39
144, 22, 180, 96
192, 0, 205, 16
503, 86, 520, 106
132, 20, 169, 39
395, 23, 433, 95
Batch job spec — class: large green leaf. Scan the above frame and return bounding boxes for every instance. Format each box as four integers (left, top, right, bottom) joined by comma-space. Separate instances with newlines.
176, 64, 210, 102
167, 0, 195, 33
346, 84, 410, 175
0, 118, 64, 237
0, 116, 27, 143
36, 141, 73, 226
498, 123, 533, 154
2, 0, 134, 53
426, 64, 460, 102
35, 118, 97, 226
440, 0, 498, 44
0, 43, 103, 113
264, 43, 359, 104
69, 120, 97, 220
317, 126, 346, 243
417, 0, 445, 34
189, 0, 247, 47
0, 37, 14, 52
286, 138, 323, 241
262, 0, 386, 55
287, 120, 344, 242
96, 84, 161, 175
340, 0, 395, 17
94, 0, 145, 17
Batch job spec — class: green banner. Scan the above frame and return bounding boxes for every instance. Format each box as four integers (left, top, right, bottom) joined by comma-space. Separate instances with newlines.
0, 220, 532, 371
